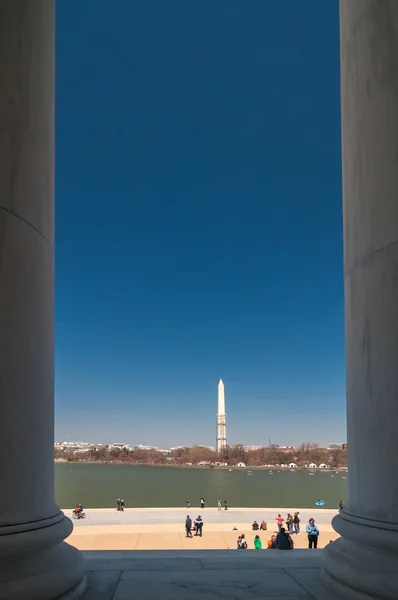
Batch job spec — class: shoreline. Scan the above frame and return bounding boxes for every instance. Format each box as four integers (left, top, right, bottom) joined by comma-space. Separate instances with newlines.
63, 507, 337, 513
55, 460, 348, 472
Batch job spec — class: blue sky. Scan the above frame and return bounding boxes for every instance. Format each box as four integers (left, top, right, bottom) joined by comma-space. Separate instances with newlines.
55, 0, 345, 448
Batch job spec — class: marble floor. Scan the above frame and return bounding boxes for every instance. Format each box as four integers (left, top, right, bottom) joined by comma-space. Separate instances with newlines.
81, 549, 342, 600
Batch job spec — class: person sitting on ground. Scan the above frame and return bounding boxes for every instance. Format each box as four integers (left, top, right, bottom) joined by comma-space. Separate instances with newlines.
252, 520, 259, 530
237, 534, 247, 549
260, 520, 267, 530
276, 527, 294, 550
254, 535, 262, 550
267, 534, 277, 549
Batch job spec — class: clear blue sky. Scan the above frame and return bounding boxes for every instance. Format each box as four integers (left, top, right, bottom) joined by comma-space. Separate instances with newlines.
55, 0, 345, 448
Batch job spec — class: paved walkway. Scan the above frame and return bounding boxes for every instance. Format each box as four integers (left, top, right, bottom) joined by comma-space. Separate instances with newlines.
66, 508, 338, 551
66, 507, 336, 528
81, 549, 342, 599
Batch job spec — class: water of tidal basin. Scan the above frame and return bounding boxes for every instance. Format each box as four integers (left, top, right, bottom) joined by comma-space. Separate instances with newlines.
55, 463, 347, 509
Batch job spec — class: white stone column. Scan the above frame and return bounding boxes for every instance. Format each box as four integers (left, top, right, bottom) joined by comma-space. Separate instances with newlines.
322, 1, 398, 598
0, 2, 86, 598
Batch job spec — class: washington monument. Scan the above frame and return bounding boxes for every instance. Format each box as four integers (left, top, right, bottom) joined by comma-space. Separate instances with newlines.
216, 379, 227, 452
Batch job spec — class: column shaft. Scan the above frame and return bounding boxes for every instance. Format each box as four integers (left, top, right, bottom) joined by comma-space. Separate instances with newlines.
322, 1, 398, 597
0, 2, 86, 598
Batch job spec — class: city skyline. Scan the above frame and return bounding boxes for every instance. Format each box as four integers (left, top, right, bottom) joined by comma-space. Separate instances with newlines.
55, 1, 345, 447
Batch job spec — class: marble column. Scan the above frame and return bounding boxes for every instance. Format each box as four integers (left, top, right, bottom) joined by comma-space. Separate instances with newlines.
0, 2, 86, 599
322, 1, 398, 598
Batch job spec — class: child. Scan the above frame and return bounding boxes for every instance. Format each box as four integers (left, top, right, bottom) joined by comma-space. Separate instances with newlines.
254, 535, 262, 550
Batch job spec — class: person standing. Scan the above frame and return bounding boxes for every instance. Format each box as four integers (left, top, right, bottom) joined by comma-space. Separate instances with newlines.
117, 499, 121, 511
120, 499, 125, 511
195, 515, 203, 536
254, 535, 262, 550
185, 515, 193, 538
217, 500, 222, 510
339, 500, 344, 512
286, 513, 293, 533
293, 512, 300, 534
238, 534, 247, 549
306, 518, 319, 548
224, 499, 228, 510
187, 498, 190, 509
275, 513, 284, 532
200, 497, 205, 509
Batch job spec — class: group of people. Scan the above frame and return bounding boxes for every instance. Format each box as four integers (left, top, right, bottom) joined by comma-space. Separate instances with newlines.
241, 516, 319, 550
116, 498, 125, 511
237, 532, 290, 550
275, 512, 301, 534
251, 520, 267, 531
72, 504, 85, 519
185, 515, 203, 537
186, 498, 228, 510
274, 514, 319, 549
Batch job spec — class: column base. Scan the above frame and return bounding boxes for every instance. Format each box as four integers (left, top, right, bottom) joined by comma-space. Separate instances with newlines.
322, 512, 398, 599
0, 513, 86, 600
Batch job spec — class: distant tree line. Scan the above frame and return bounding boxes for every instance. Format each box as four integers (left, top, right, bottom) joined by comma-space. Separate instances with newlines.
54, 442, 347, 468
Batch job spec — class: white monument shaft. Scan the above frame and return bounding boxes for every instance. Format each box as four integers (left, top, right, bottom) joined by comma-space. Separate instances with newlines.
216, 379, 227, 452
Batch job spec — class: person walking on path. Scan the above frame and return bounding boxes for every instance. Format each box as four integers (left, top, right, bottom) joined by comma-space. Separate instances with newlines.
275, 513, 284, 532
339, 500, 344, 512
254, 535, 262, 550
185, 515, 193, 538
117, 499, 121, 511
120, 499, 125, 511
200, 497, 205, 509
293, 512, 300, 534
224, 499, 228, 510
187, 498, 190, 509
195, 515, 203, 536
306, 518, 319, 548
217, 500, 222, 510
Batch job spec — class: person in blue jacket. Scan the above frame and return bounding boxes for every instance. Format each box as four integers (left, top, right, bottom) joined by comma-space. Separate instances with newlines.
306, 518, 319, 548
